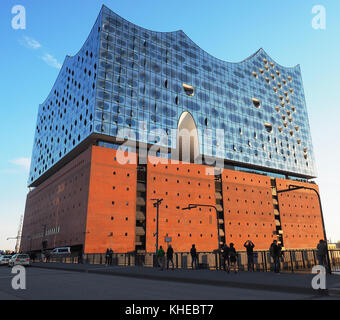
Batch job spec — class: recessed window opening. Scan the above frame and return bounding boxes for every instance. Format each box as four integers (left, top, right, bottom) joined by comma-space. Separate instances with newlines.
264, 122, 273, 133
183, 83, 194, 96
252, 98, 261, 108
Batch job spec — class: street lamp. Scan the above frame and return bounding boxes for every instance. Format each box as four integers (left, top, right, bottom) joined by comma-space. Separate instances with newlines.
277, 184, 331, 274
151, 198, 163, 254
182, 204, 223, 253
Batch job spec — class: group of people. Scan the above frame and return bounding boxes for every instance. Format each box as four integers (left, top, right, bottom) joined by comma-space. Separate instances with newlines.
105, 248, 114, 266
155, 239, 330, 273
156, 244, 174, 270
221, 242, 239, 273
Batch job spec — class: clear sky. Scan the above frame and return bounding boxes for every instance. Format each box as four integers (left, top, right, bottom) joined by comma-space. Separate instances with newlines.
0, 0, 339, 250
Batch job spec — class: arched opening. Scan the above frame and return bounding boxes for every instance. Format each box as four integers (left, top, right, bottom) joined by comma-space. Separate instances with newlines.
177, 111, 200, 163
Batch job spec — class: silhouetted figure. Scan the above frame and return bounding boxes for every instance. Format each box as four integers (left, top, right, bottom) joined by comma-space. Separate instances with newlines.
190, 244, 198, 270
316, 239, 327, 268
78, 251, 83, 264
270, 240, 282, 273
221, 243, 230, 272
244, 240, 255, 271
157, 246, 165, 271
109, 248, 113, 265
105, 248, 110, 266
167, 245, 175, 269
229, 243, 238, 273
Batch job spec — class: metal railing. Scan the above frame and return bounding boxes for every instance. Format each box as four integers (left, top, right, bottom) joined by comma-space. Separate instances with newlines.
36, 249, 340, 273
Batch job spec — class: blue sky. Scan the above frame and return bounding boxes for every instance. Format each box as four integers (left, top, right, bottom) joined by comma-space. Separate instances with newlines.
0, 0, 339, 250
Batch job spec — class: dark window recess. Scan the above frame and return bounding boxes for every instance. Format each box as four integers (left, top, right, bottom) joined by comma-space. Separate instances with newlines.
183, 83, 194, 96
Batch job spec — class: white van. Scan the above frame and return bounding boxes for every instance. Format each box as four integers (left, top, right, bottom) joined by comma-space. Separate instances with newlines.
50, 247, 71, 255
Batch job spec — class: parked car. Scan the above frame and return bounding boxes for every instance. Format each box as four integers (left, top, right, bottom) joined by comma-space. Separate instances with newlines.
0, 255, 12, 265
49, 247, 71, 255
8, 254, 31, 267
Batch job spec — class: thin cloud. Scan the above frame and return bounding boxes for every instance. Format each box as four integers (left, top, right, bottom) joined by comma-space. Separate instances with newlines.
10, 158, 31, 171
19, 35, 62, 69
41, 53, 62, 69
19, 36, 41, 49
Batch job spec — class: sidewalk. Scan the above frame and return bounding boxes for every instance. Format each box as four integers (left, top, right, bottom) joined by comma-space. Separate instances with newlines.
32, 262, 340, 297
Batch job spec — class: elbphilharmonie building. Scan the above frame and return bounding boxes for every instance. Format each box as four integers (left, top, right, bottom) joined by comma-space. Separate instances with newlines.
21, 5, 325, 255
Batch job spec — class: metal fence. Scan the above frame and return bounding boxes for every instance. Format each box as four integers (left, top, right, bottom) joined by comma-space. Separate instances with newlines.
39, 249, 340, 273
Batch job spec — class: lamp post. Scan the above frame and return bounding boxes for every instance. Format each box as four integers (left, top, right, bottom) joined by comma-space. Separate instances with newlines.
6, 236, 20, 253
182, 204, 222, 254
277, 184, 331, 274
151, 198, 163, 254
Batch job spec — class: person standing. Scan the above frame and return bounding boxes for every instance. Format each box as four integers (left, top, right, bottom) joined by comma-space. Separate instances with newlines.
166, 244, 175, 270
190, 244, 198, 270
229, 243, 238, 273
221, 243, 230, 272
157, 246, 165, 271
244, 240, 255, 271
105, 248, 110, 266
316, 239, 327, 268
270, 240, 282, 273
109, 248, 113, 265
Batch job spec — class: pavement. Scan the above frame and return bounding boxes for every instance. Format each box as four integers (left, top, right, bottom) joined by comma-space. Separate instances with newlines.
0, 267, 324, 300
30, 262, 340, 297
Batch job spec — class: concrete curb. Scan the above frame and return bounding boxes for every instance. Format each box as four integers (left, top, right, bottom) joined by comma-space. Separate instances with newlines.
31, 263, 338, 297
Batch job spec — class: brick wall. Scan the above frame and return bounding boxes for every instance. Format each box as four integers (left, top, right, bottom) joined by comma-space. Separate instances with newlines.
277, 179, 324, 249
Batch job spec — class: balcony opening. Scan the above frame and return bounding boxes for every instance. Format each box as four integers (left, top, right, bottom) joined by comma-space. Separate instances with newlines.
252, 98, 261, 108
264, 122, 273, 133
183, 83, 194, 96
177, 111, 200, 163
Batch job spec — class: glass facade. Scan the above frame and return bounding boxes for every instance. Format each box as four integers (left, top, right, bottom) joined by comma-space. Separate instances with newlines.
28, 5, 316, 186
